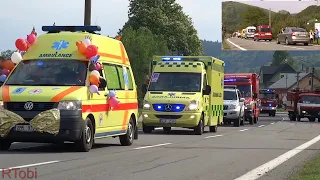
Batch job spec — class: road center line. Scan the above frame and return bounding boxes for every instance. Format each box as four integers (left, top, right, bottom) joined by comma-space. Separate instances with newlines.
227, 39, 247, 51
234, 134, 320, 180
204, 134, 223, 139
0, 161, 60, 172
239, 129, 249, 132
258, 125, 265, 128
134, 143, 172, 150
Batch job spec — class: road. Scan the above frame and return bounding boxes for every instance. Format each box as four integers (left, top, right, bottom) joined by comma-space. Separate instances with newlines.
225, 37, 320, 51
1, 113, 320, 180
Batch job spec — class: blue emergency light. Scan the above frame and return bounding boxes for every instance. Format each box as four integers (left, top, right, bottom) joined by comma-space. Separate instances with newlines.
224, 79, 236, 82
161, 57, 182, 61
42, 26, 101, 33
268, 104, 272, 107
267, 89, 270, 92
153, 104, 185, 112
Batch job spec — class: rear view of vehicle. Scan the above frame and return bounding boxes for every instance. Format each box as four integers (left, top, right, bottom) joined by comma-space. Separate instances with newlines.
259, 89, 278, 116
223, 85, 245, 127
276, 27, 309, 46
245, 26, 256, 39
286, 89, 320, 122
254, 25, 272, 41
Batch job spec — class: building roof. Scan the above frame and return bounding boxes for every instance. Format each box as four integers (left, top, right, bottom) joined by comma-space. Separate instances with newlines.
260, 64, 296, 84
269, 72, 310, 89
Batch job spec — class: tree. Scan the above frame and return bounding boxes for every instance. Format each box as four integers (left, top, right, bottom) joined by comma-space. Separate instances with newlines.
241, 6, 269, 27
121, 26, 170, 105
271, 51, 290, 66
120, 0, 203, 56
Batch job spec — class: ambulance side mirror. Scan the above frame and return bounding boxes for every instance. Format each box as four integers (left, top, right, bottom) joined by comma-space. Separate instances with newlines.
141, 84, 147, 94
203, 85, 211, 95
253, 93, 257, 99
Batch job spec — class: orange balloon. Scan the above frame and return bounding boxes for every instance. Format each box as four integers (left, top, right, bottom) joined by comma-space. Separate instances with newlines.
76, 41, 87, 55
89, 74, 100, 86
1, 61, 15, 71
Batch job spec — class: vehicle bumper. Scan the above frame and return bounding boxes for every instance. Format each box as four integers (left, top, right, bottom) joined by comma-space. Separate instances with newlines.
291, 38, 309, 43
244, 109, 253, 118
2, 110, 84, 143
260, 106, 277, 113
300, 110, 320, 118
257, 35, 272, 40
223, 109, 240, 120
141, 111, 201, 127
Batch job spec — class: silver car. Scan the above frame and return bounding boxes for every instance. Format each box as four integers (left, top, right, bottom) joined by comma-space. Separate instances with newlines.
276, 27, 309, 46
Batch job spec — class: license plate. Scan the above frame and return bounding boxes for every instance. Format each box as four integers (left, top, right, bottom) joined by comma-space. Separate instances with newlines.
14, 125, 34, 132
160, 119, 176, 124
299, 34, 306, 37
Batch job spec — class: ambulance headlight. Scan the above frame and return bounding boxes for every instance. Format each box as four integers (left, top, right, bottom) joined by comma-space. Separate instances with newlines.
57, 101, 82, 110
143, 100, 151, 110
186, 100, 199, 111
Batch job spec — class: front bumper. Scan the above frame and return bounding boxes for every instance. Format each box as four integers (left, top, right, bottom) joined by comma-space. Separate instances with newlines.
300, 110, 320, 118
141, 111, 201, 127
2, 109, 84, 143
260, 106, 277, 113
223, 109, 240, 120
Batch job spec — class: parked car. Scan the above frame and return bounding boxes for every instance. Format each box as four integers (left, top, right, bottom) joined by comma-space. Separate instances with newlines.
276, 27, 309, 46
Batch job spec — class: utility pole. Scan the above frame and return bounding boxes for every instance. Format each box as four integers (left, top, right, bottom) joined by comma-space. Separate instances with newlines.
269, 8, 271, 27
311, 66, 315, 91
84, 0, 91, 26
296, 72, 300, 89
285, 75, 288, 89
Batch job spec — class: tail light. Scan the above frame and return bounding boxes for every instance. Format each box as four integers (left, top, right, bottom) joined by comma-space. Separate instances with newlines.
291, 32, 295, 36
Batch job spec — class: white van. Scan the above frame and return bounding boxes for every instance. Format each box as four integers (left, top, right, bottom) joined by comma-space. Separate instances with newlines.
245, 26, 256, 39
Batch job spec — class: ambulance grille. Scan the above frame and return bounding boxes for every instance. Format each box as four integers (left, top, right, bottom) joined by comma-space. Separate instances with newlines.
5, 102, 56, 111
155, 115, 182, 119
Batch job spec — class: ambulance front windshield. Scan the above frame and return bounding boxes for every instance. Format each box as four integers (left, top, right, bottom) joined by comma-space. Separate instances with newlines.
5, 59, 88, 86
148, 72, 201, 92
300, 95, 320, 104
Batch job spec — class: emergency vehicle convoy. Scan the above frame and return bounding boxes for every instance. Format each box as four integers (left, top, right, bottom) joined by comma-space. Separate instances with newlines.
0, 26, 139, 152
224, 73, 260, 125
141, 56, 224, 135
259, 89, 278, 116
286, 89, 320, 122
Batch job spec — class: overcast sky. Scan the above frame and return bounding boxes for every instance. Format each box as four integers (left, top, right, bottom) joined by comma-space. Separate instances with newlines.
0, 0, 221, 52
222, 0, 317, 13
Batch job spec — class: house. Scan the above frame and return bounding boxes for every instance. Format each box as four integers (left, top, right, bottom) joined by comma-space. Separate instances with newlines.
259, 64, 296, 89
268, 72, 320, 104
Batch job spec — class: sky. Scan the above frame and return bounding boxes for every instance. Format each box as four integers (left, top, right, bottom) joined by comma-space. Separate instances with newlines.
0, 0, 221, 52
222, 0, 318, 13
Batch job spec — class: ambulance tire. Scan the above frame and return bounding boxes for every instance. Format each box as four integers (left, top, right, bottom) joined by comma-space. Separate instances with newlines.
75, 119, 94, 152
0, 139, 11, 151
163, 127, 171, 132
134, 124, 139, 140
254, 117, 258, 124
194, 117, 204, 135
142, 123, 153, 133
119, 119, 134, 146
234, 116, 240, 127
248, 116, 254, 125
308, 117, 315, 122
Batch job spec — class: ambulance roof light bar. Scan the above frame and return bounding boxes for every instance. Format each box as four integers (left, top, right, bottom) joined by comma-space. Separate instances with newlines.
42, 26, 101, 34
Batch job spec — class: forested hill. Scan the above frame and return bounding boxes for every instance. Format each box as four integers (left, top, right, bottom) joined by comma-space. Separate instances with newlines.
201, 40, 320, 73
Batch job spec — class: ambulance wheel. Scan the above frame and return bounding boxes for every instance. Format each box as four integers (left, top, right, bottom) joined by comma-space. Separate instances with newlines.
248, 116, 254, 125
119, 118, 134, 146
142, 123, 153, 133
134, 124, 138, 140
297, 116, 301, 121
0, 139, 11, 151
209, 125, 217, 132
240, 117, 244, 126
234, 116, 240, 127
308, 117, 315, 122
75, 119, 94, 152
163, 127, 171, 132
254, 117, 258, 124
194, 117, 204, 135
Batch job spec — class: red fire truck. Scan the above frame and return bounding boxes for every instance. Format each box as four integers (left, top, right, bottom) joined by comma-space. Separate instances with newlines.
286, 89, 320, 122
224, 73, 260, 124
259, 89, 278, 116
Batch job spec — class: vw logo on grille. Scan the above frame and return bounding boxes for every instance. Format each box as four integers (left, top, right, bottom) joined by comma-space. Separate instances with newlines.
24, 101, 34, 111
165, 104, 172, 111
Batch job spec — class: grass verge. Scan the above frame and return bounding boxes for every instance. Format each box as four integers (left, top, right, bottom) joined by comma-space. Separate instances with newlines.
277, 107, 287, 112
289, 152, 320, 180
222, 40, 231, 50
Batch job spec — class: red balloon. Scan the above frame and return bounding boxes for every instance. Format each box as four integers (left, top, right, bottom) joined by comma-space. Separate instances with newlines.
85, 45, 98, 59
1, 69, 10, 76
15, 38, 28, 51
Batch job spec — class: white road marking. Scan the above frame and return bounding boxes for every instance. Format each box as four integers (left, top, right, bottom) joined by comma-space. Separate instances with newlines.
285, 46, 305, 50
134, 143, 172, 150
234, 134, 320, 180
204, 134, 223, 139
227, 39, 247, 51
270, 122, 275, 125
258, 125, 265, 128
239, 129, 249, 132
0, 161, 60, 172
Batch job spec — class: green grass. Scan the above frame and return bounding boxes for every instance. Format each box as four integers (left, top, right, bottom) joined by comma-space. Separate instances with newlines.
277, 107, 287, 112
289, 153, 320, 180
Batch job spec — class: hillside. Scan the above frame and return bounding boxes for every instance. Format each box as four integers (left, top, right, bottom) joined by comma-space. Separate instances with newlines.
201, 40, 320, 73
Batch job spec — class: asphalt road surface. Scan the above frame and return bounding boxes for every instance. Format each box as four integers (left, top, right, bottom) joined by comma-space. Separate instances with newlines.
1, 113, 320, 180
225, 37, 320, 51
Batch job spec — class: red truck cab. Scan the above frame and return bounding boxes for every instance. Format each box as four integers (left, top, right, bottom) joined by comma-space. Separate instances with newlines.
224, 73, 260, 124
259, 89, 278, 116
254, 25, 272, 41
286, 89, 320, 122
